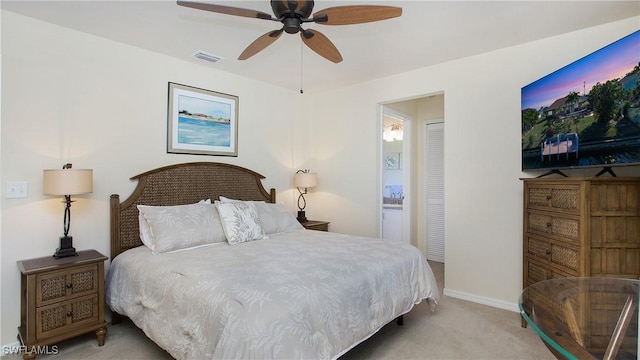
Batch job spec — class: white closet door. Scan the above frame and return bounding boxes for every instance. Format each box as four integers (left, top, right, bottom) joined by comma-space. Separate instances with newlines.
425, 122, 444, 262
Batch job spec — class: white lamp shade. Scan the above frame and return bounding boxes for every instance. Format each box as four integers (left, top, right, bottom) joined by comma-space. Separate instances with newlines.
43, 169, 93, 195
294, 172, 317, 188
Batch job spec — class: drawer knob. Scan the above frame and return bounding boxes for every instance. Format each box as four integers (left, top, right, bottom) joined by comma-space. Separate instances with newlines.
66, 311, 73, 317
546, 195, 552, 200
546, 250, 551, 255
546, 222, 552, 227
66, 283, 73, 289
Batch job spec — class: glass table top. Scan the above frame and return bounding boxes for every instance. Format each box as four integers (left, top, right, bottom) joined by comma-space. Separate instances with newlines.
519, 277, 638, 360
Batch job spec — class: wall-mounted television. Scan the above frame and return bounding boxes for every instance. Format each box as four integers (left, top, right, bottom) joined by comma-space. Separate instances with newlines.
521, 30, 640, 173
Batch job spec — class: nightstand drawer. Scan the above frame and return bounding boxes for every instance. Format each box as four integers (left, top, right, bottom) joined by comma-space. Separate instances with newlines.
36, 264, 98, 307
36, 294, 99, 340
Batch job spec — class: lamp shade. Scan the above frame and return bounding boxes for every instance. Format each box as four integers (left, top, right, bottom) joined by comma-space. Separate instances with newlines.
43, 169, 93, 196
294, 172, 317, 188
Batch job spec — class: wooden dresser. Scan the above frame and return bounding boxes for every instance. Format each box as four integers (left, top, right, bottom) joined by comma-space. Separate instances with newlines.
521, 177, 640, 353
522, 177, 640, 287
17, 250, 108, 360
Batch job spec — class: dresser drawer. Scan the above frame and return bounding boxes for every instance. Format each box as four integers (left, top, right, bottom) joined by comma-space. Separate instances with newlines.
526, 185, 581, 214
526, 211, 579, 244
36, 264, 98, 307
35, 294, 99, 340
526, 236, 579, 274
550, 243, 579, 272
525, 257, 576, 285
525, 236, 551, 260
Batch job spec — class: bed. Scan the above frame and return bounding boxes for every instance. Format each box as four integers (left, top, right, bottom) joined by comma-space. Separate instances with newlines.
106, 162, 440, 359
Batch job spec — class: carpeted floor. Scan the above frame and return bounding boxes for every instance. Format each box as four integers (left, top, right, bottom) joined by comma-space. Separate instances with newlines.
2, 262, 554, 360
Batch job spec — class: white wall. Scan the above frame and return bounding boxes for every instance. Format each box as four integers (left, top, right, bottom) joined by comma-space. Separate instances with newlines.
308, 17, 640, 311
0, 11, 305, 346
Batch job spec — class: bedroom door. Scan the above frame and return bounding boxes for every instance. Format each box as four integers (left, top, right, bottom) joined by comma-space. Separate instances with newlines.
424, 121, 444, 262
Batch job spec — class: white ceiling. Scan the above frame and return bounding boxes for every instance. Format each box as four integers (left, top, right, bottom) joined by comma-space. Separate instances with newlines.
3, 1, 639, 93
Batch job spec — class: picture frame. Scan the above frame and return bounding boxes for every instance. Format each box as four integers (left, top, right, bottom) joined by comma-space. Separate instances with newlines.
384, 153, 401, 170
167, 82, 238, 156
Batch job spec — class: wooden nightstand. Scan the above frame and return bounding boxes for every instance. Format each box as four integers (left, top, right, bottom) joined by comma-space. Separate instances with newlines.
17, 250, 108, 360
300, 220, 330, 232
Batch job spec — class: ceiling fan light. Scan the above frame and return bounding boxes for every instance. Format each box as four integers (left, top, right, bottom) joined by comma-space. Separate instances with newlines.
193, 50, 223, 63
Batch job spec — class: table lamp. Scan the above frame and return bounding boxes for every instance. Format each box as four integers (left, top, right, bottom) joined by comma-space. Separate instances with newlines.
43, 163, 93, 258
294, 169, 317, 222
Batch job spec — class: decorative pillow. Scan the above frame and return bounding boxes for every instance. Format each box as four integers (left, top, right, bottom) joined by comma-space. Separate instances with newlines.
139, 199, 211, 249
137, 202, 225, 254
216, 201, 266, 245
254, 202, 303, 234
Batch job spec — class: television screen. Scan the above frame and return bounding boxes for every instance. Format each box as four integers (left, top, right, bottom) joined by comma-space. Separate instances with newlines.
521, 30, 640, 172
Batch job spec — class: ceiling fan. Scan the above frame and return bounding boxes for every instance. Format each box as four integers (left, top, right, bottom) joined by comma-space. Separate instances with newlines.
177, 1, 402, 63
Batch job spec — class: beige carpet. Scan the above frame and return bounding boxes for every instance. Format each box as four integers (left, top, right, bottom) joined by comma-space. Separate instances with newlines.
2, 262, 554, 360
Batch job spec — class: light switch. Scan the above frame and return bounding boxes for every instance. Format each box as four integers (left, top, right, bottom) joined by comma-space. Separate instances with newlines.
5, 181, 28, 198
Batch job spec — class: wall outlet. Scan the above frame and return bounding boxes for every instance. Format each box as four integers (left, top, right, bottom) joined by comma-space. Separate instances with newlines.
5, 181, 28, 198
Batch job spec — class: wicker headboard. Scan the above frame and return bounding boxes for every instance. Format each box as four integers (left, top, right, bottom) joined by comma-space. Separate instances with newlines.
110, 162, 276, 260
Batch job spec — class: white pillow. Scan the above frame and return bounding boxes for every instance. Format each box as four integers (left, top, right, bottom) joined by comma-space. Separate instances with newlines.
138, 199, 210, 249
254, 202, 303, 234
216, 201, 266, 245
137, 202, 225, 254
139, 211, 154, 249
218, 195, 264, 203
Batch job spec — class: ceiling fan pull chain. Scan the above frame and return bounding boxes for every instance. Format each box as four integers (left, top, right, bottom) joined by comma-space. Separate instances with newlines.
300, 40, 304, 94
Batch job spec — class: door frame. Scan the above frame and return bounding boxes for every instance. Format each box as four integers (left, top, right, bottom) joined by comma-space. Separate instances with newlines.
379, 106, 412, 243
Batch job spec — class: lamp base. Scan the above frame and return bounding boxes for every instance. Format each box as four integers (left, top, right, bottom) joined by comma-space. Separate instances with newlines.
54, 236, 78, 259
297, 211, 308, 223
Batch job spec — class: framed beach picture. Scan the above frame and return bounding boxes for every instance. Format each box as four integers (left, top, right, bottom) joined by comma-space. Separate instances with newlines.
167, 82, 238, 156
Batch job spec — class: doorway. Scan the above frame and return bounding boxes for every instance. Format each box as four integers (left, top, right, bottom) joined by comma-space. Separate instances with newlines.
379, 94, 445, 288
380, 107, 411, 243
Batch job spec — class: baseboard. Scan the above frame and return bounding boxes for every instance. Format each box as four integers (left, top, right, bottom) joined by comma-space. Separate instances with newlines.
443, 288, 520, 313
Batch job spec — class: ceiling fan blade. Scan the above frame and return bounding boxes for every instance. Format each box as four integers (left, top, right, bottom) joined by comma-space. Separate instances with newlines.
177, 1, 273, 20
313, 5, 402, 25
300, 29, 342, 63
238, 30, 284, 60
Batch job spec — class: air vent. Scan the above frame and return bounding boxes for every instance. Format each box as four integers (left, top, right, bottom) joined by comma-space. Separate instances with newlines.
193, 51, 223, 63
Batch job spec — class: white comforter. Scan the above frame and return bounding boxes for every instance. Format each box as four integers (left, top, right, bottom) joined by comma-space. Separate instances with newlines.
106, 229, 440, 359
